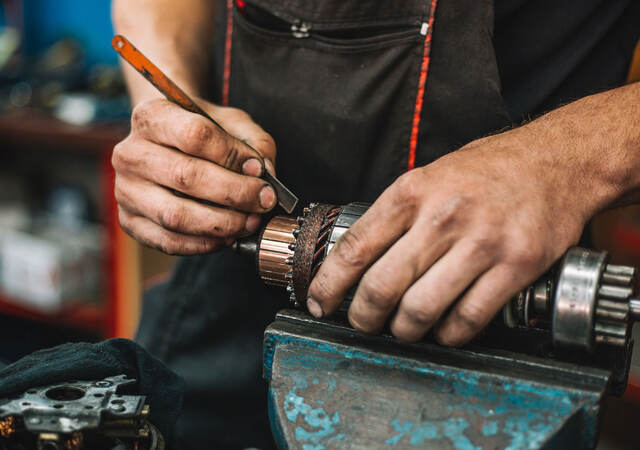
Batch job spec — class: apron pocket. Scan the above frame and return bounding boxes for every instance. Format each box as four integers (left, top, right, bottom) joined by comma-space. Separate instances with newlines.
240, 2, 422, 50
229, 2, 430, 203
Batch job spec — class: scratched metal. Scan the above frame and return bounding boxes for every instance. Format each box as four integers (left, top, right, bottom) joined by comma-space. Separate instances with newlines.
264, 311, 609, 450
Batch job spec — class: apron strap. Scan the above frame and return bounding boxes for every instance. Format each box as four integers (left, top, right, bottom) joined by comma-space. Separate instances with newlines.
408, 0, 439, 171
222, 0, 236, 106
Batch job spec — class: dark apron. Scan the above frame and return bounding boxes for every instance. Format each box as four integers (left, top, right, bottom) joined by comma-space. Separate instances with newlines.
136, 1, 510, 448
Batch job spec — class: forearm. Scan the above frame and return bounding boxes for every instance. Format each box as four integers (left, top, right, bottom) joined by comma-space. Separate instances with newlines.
519, 81, 640, 219
112, 0, 218, 105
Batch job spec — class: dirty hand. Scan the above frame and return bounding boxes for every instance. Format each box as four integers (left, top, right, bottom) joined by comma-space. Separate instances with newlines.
112, 98, 277, 255
307, 127, 592, 346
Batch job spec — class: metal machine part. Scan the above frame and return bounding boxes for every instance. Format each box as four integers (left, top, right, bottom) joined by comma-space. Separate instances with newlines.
503, 247, 638, 353
264, 309, 613, 449
236, 202, 640, 354
0, 374, 163, 450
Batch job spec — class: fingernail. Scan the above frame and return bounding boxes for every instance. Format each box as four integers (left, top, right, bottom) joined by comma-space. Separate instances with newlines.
245, 213, 261, 233
242, 158, 263, 177
307, 297, 323, 318
259, 185, 276, 209
264, 159, 276, 176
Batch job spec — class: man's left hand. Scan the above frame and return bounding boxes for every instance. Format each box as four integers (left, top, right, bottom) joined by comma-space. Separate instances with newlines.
307, 126, 593, 346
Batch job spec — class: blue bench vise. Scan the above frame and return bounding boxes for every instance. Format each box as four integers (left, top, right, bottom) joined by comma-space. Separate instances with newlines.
236, 203, 639, 449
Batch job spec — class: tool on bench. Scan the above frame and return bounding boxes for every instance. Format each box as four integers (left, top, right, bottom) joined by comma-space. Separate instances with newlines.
235, 202, 640, 448
112, 35, 299, 214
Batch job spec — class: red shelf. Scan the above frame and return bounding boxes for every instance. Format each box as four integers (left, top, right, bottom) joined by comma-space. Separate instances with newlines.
0, 111, 139, 338
0, 294, 104, 334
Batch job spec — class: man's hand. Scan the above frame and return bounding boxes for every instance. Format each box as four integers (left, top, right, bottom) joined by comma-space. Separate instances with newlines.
307, 126, 594, 346
112, 98, 277, 255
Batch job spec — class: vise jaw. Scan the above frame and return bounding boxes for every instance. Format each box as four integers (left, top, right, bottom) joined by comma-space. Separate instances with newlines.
264, 309, 621, 449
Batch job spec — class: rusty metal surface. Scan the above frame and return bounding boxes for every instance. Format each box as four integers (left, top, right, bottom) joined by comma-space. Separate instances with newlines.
264, 310, 610, 449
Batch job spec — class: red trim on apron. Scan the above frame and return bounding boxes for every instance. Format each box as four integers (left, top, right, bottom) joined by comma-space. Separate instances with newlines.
222, 0, 235, 106
408, 0, 438, 171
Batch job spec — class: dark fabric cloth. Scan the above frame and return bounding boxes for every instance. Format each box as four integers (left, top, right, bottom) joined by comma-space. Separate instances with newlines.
0, 338, 184, 446
494, 0, 640, 121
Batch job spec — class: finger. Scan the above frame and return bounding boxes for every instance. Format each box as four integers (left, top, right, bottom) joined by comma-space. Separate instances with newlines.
388, 239, 494, 342
203, 105, 277, 169
115, 176, 260, 238
118, 207, 228, 255
113, 138, 277, 212
307, 191, 414, 318
345, 220, 454, 335
434, 264, 521, 347
131, 99, 262, 173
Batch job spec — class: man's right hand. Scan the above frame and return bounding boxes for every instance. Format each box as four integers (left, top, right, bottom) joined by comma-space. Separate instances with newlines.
112, 98, 277, 255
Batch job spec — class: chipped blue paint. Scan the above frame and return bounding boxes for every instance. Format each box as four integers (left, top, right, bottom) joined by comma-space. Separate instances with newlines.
265, 329, 605, 449
284, 378, 345, 448
482, 421, 498, 436
386, 418, 480, 449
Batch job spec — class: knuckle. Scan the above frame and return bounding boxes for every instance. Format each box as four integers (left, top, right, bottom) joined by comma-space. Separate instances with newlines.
402, 298, 440, 327
452, 302, 485, 332
224, 180, 252, 209
113, 179, 126, 204
157, 233, 187, 256
157, 238, 176, 256
117, 207, 131, 229
333, 229, 369, 268
173, 158, 201, 190
226, 107, 252, 122
467, 233, 496, 262
213, 213, 240, 237
131, 100, 155, 130
183, 117, 215, 151
393, 172, 420, 207
158, 205, 188, 231
429, 195, 468, 229
510, 238, 546, 270
357, 275, 397, 311
197, 238, 218, 253
254, 132, 276, 158
348, 312, 373, 334
111, 140, 128, 172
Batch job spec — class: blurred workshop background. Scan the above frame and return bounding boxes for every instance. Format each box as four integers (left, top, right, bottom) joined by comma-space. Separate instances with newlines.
0, 0, 175, 358
0, 1, 639, 447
